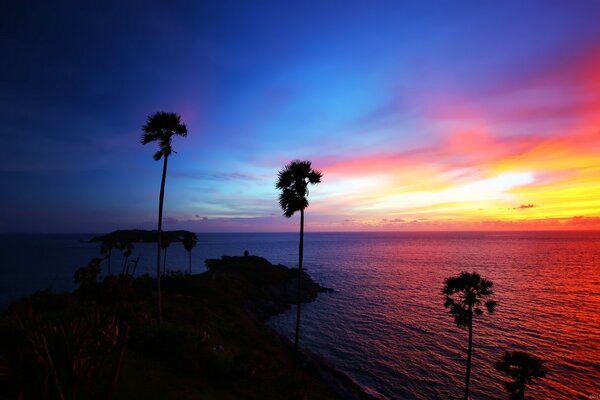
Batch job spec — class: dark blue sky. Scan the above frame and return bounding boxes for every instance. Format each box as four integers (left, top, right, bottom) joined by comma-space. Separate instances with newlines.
2, 1, 600, 232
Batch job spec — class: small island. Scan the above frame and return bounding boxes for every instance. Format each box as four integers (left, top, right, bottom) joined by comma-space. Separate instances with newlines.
0, 255, 373, 400
91, 229, 196, 243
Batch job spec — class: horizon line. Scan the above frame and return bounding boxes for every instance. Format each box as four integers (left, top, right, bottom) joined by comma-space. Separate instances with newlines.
2, 229, 600, 236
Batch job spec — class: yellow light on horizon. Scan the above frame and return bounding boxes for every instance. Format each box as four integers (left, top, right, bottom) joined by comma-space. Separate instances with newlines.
353, 171, 535, 212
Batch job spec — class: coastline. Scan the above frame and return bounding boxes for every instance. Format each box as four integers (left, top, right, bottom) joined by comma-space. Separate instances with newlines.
0, 254, 376, 399
205, 255, 378, 400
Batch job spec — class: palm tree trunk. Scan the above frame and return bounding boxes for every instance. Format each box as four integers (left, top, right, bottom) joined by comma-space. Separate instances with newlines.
188, 251, 192, 274
156, 155, 169, 324
293, 209, 304, 372
122, 254, 129, 275
131, 254, 140, 276
465, 309, 473, 400
107, 248, 112, 275
163, 247, 168, 275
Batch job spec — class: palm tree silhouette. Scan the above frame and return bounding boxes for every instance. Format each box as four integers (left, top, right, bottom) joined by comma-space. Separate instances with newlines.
100, 239, 116, 275
275, 160, 322, 371
141, 112, 187, 323
119, 241, 134, 275
182, 233, 198, 274
495, 351, 547, 400
442, 272, 497, 400
160, 236, 171, 275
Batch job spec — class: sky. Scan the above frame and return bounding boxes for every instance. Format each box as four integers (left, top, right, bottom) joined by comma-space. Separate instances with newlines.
1, 0, 600, 233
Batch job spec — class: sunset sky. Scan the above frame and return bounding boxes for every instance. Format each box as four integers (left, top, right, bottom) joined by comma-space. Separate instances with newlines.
2, 1, 600, 232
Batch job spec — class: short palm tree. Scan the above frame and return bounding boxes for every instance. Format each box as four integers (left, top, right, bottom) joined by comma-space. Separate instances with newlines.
442, 272, 497, 400
495, 351, 547, 400
120, 241, 134, 275
276, 160, 322, 371
182, 233, 198, 274
100, 239, 116, 275
160, 236, 171, 275
141, 112, 187, 323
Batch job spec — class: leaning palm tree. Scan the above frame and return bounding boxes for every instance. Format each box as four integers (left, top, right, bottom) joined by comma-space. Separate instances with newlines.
276, 160, 322, 371
442, 272, 497, 400
495, 351, 547, 400
141, 112, 187, 323
182, 233, 198, 274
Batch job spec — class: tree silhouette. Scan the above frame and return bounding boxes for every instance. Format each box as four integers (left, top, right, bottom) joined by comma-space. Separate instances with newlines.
276, 160, 322, 371
119, 241, 134, 275
495, 351, 547, 400
160, 236, 171, 275
182, 233, 198, 274
442, 272, 497, 400
100, 239, 116, 275
141, 112, 187, 323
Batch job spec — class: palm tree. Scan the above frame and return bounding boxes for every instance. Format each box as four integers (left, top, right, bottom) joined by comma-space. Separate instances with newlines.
442, 272, 497, 400
100, 239, 116, 274
141, 112, 187, 323
495, 351, 547, 400
120, 241, 134, 275
160, 236, 171, 275
276, 160, 322, 371
182, 233, 198, 274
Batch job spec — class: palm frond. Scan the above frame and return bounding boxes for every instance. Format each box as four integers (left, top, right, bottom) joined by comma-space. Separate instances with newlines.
182, 233, 198, 251
275, 160, 322, 217
442, 271, 496, 328
308, 169, 323, 184
140, 132, 162, 145
495, 350, 547, 397
140, 112, 188, 161
153, 150, 164, 161
485, 300, 497, 313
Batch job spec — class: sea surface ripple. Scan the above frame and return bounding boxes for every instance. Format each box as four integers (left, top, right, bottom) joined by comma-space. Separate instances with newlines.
1, 231, 599, 399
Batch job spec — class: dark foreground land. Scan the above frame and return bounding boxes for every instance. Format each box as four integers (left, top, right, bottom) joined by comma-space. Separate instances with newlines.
0, 255, 373, 400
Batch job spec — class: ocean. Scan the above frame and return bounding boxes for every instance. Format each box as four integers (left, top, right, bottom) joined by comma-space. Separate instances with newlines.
1, 231, 599, 399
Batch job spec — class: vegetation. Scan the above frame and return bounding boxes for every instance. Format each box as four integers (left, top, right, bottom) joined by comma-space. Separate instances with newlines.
495, 351, 547, 400
275, 160, 322, 371
118, 241, 134, 275
1, 299, 129, 399
99, 240, 116, 274
0, 256, 361, 400
160, 237, 172, 275
442, 272, 497, 400
182, 233, 198, 274
94, 230, 196, 277
140, 112, 188, 324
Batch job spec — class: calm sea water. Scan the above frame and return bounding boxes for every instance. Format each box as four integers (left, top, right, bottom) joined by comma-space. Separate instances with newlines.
1, 232, 599, 399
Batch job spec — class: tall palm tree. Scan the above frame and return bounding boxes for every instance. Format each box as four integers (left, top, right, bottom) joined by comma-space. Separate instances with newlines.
141, 111, 187, 323
442, 272, 497, 400
276, 160, 322, 371
182, 233, 198, 274
495, 351, 547, 400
